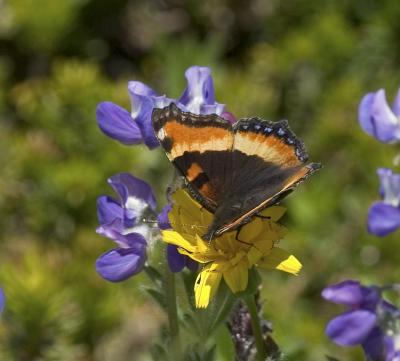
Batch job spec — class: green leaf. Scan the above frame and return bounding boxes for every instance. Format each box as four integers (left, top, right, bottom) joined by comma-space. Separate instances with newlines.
215, 326, 235, 361
204, 344, 217, 361
236, 267, 262, 299
150, 343, 168, 361
144, 288, 167, 309
181, 270, 198, 311
144, 265, 163, 285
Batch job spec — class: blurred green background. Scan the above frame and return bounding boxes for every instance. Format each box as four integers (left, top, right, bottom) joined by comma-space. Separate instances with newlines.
1, 0, 400, 360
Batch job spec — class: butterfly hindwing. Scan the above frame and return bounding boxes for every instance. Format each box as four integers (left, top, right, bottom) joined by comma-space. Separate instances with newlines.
205, 118, 320, 237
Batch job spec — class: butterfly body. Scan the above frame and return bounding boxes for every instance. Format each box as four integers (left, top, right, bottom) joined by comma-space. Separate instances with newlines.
152, 103, 320, 240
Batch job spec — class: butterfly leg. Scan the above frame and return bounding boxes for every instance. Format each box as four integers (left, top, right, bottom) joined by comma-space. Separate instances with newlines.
235, 226, 253, 246
254, 214, 271, 220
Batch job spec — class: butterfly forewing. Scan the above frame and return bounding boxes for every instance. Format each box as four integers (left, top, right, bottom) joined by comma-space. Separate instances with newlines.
152, 103, 234, 212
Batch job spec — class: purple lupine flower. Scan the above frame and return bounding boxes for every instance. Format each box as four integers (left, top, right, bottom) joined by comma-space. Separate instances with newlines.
322, 280, 398, 361
385, 336, 400, 361
96, 173, 157, 282
368, 168, 400, 237
0, 288, 5, 313
359, 88, 400, 143
96, 66, 227, 149
157, 204, 198, 273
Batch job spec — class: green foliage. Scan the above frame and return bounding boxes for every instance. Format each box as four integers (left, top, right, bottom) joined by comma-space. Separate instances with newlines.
1, 0, 400, 360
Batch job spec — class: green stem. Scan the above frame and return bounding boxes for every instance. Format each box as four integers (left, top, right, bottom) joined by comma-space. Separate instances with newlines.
165, 267, 182, 360
244, 294, 267, 361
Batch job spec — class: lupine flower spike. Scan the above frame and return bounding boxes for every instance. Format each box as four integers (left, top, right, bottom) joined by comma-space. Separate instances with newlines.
322, 280, 399, 360
96, 173, 156, 281
368, 168, 400, 237
359, 88, 400, 143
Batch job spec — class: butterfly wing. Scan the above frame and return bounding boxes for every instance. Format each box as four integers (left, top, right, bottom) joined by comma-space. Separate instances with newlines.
153, 104, 320, 241
152, 103, 234, 212
205, 117, 321, 238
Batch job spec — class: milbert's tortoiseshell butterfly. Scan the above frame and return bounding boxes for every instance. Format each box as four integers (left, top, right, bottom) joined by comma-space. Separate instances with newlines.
152, 103, 321, 241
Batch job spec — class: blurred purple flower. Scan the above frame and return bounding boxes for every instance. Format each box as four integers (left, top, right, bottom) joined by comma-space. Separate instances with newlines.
322, 280, 398, 361
385, 336, 400, 361
368, 168, 400, 237
157, 204, 198, 273
96, 66, 227, 149
359, 89, 400, 143
0, 288, 5, 313
96, 173, 157, 282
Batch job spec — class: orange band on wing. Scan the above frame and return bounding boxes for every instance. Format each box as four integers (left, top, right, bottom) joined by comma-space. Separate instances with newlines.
234, 131, 300, 167
186, 162, 204, 181
164, 120, 233, 158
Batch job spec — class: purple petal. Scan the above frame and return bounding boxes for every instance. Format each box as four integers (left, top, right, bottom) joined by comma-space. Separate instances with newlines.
128, 81, 164, 149
392, 88, 400, 117
128, 81, 157, 98
153, 96, 176, 109
326, 310, 377, 346
96, 218, 124, 239
322, 280, 365, 307
359, 92, 376, 137
157, 204, 172, 230
130, 93, 159, 149
370, 90, 399, 143
377, 168, 400, 206
114, 232, 147, 250
185, 257, 198, 272
180, 66, 215, 107
179, 66, 225, 115
96, 246, 146, 282
200, 103, 225, 115
97, 196, 123, 226
0, 288, 5, 312
108, 173, 157, 216
221, 111, 237, 124
368, 202, 400, 237
384, 335, 400, 361
96, 102, 143, 145
167, 244, 185, 273
361, 327, 385, 361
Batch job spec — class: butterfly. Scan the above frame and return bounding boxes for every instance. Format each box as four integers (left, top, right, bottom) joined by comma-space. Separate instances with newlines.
152, 103, 321, 241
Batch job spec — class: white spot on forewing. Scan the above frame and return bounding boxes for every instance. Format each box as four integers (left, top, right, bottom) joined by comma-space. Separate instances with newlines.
157, 128, 165, 140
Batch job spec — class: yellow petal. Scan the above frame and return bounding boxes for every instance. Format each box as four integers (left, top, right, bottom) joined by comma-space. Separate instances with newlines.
259, 206, 286, 221
194, 264, 222, 308
161, 230, 197, 251
240, 217, 264, 241
169, 189, 212, 236
246, 246, 263, 266
257, 247, 302, 275
177, 247, 219, 263
223, 261, 248, 293
252, 239, 274, 257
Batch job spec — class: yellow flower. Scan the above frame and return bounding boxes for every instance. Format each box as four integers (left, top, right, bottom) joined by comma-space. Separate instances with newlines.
161, 190, 302, 308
